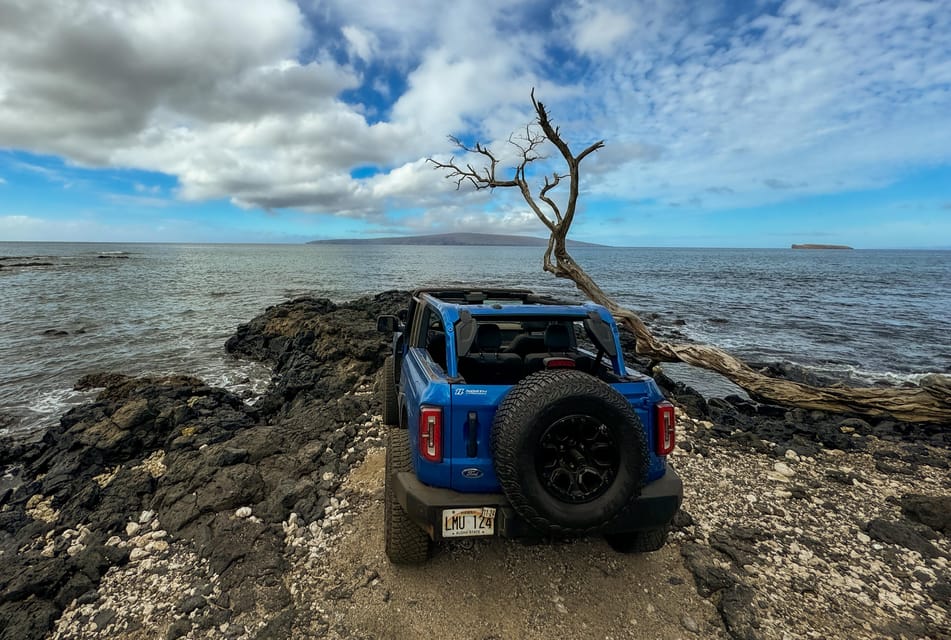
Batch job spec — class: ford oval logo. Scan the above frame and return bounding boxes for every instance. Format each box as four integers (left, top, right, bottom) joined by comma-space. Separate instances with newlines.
462, 468, 483, 479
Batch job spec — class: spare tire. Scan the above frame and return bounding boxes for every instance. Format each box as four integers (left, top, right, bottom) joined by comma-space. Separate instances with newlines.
492, 370, 649, 534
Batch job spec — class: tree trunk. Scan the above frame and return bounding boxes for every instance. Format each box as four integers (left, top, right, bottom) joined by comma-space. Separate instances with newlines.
546, 238, 951, 423
430, 91, 951, 424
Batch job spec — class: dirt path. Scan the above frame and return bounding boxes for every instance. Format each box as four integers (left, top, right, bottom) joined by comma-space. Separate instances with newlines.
287, 448, 726, 640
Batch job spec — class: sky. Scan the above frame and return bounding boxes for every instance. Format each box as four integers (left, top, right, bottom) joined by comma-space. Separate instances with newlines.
0, 0, 949, 248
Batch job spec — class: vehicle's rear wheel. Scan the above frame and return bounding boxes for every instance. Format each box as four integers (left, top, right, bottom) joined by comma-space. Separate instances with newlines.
604, 527, 669, 553
384, 428, 430, 564
382, 356, 399, 426
492, 370, 649, 534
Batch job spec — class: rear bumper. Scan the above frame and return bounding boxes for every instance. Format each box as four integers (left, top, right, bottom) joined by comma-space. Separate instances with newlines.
394, 465, 683, 541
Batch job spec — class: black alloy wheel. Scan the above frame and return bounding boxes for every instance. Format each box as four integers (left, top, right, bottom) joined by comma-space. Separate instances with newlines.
536, 414, 620, 504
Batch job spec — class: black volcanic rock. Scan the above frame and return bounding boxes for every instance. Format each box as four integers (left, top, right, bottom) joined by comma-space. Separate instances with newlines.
226, 291, 409, 415
865, 518, 946, 558
0, 292, 408, 639
900, 494, 951, 535
680, 542, 740, 598
0, 375, 257, 640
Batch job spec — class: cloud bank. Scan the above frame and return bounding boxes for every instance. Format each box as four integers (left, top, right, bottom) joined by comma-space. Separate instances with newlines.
0, 0, 949, 235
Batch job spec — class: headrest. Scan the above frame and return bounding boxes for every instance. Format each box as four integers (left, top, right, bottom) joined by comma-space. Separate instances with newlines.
544, 324, 571, 351
475, 323, 502, 351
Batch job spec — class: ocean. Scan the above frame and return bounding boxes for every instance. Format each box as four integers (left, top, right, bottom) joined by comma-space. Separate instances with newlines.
1, 242, 949, 437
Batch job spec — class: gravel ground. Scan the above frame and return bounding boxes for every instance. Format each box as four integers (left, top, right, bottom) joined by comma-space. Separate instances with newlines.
47, 400, 949, 640
285, 446, 725, 640
670, 409, 951, 640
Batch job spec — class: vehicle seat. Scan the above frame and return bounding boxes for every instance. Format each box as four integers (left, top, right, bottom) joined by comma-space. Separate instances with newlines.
505, 333, 546, 358
457, 324, 522, 384
524, 324, 577, 373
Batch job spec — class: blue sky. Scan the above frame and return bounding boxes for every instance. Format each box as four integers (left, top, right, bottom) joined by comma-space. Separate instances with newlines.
0, 0, 949, 248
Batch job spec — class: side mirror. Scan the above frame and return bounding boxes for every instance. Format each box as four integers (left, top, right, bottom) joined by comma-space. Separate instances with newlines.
377, 315, 399, 333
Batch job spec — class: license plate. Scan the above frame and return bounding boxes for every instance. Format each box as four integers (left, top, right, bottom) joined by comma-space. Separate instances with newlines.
441, 507, 496, 538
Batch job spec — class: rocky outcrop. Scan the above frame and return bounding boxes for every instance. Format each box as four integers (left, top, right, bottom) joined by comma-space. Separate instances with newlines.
0, 375, 252, 640
668, 403, 950, 639
224, 291, 407, 415
654, 364, 951, 454
901, 494, 951, 535
0, 292, 408, 640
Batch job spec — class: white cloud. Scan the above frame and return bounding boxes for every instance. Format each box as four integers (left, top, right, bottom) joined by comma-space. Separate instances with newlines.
570, 5, 635, 56
0, 0, 312, 152
386, 207, 543, 236
0, 214, 40, 231
554, 0, 951, 208
310, 0, 460, 66
341, 25, 377, 63
367, 158, 458, 201
0, 0, 551, 220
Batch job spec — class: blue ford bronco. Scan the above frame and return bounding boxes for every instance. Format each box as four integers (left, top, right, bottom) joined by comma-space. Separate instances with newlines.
377, 288, 683, 564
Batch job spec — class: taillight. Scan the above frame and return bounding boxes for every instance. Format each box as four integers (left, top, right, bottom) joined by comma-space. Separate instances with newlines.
419, 406, 443, 462
655, 401, 676, 456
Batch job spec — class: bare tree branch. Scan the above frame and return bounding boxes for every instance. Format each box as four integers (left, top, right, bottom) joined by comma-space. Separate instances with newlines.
428, 90, 951, 423
539, 173, 565, 222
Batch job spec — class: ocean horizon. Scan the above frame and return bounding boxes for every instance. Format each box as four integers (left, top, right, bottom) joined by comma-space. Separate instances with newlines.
3, 240, 949, 250
2, 241, 949, 438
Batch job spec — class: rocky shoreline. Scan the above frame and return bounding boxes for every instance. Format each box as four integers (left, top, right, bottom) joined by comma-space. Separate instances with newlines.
1, 292, 948, 639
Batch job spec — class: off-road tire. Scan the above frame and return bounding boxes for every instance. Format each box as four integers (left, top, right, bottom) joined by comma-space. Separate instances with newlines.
384, 428, 430, 564
382, 356, 399, 426
492, 370, 649, 535
604, 527, 669, 553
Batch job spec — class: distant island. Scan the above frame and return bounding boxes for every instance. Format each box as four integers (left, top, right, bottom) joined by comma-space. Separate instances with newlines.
791, 244, 854, 250
307, 232, 605, 247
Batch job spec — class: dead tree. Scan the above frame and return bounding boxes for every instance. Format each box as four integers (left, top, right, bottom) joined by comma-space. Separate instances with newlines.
429, 91, 951, 423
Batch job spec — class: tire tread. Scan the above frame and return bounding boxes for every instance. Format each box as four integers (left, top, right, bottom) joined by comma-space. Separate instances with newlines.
384, 428, 430, 564
382, 356, 399, 426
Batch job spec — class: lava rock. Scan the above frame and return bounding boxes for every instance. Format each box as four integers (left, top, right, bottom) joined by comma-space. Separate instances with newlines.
718, 584, 761, 640
0, 598, 60, 640
165, 619, 192, 640
865, 519, 945, 559
176, 594, 207, 614
681, 543, 738, 597
900, 494, 951, 535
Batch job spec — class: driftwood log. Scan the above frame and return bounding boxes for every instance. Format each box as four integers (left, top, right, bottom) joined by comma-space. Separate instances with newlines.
429, 91, 951, 423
